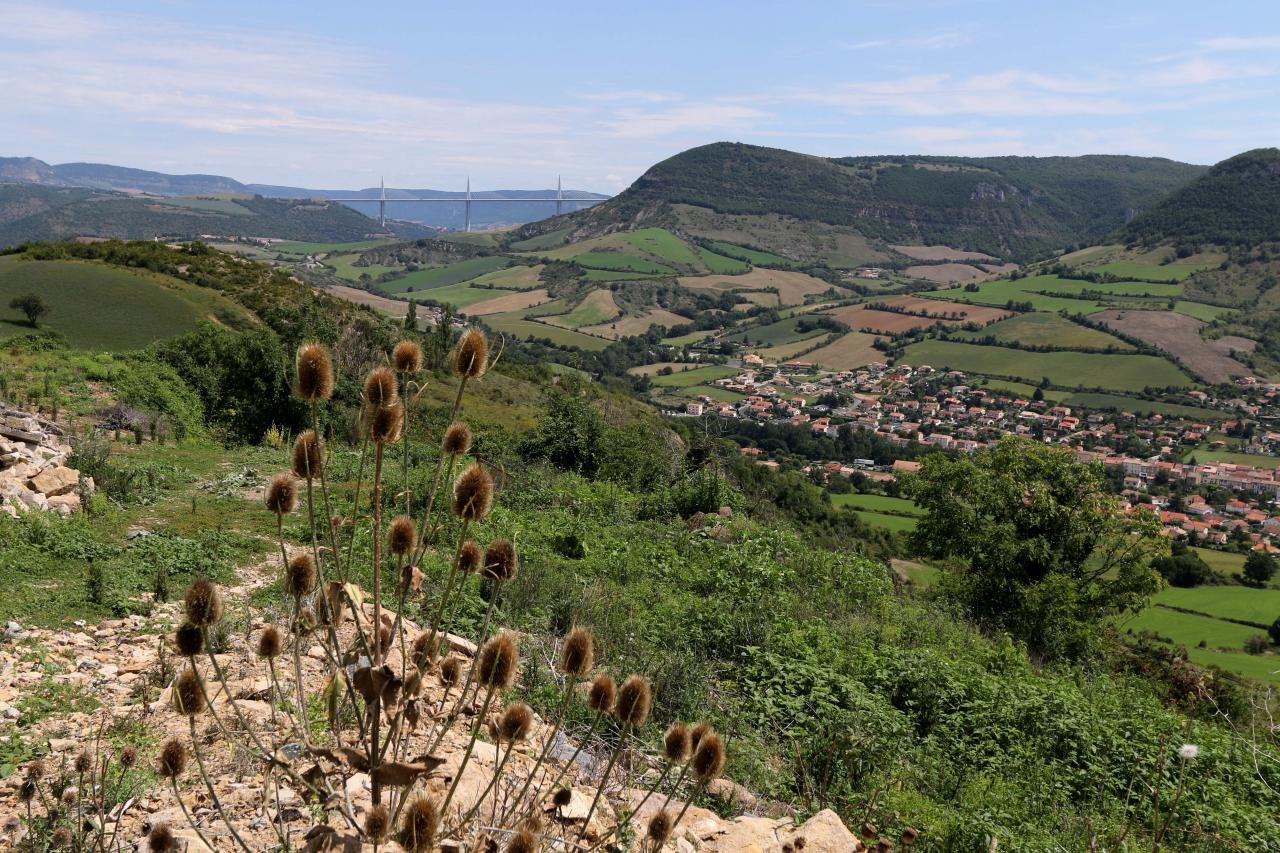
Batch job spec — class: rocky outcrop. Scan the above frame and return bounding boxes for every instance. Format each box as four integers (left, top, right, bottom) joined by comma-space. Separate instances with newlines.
0, 404, 92, 518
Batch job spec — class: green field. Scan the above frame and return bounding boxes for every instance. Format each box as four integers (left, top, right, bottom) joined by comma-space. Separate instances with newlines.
154, 197, 253, 216
1061, 392, 1228, 420
554, 290, 620, 327
483, 312, 611, 351
1173, 301, 1236, 321
408, 282, 518, 309
923, 275, 1182, 314
663, 329, 716, 346
1153, 585, 1280, 626
1183, 448, 1280, 469
706, 241, 796, 268
508, 229, 570, 251
1191, 548, 1247, 577
958, 312, 1133, 349
977, 379, 1069, 402
696, 246, 750, 274
852, 510, 918, 532
1093, 260, 1211, 281
831, 493, 922, 516
0, 256, 251, 350
675, 385, 745, 402
324, 254, 401, 281
582, 268, 662, 282
899, 339, 1192, 391
379, 257, 511, 293
729, 316, 826, 346
1126, 606, 1262, 650
649, 365, 740, 388
571, 252, 675, 275
621, 228, 702, 267
275, 239, 393, 255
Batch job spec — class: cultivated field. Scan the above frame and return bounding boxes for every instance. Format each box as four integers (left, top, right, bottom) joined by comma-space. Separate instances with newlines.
679, 269, 834, 305
464, 288, 552, 316
322, 283, 415, 320
481, 311, 611, 350
958, 312, 1133, 349
582, 308, 690, 339
804, 331, 884, 371
0, 257, 251, 349
648, 364, 741, 387
1092, 310, 1251, 384
830, 493, 922, 515
730, 316, 827, 346
696, 246, 750, 274
905, 263, 988, 283
412, 282, 519, 310
898, 339, 1192, 391
543, 289, 620, 328
891, 245, 996, 261
380, 257, 511, 293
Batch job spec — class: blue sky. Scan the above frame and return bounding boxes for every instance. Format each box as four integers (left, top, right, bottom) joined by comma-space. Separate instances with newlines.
3, 0, 1278, 192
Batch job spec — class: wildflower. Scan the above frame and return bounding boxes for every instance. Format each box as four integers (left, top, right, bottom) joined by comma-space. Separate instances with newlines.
440, 657, 462, 687
147, 823, 176, 853
1179, 743, 1199, 761
368, 401, 404, 444
691, 731, 725, 781
664, 721, 692, 762
505, 830, 536, 853
364, 803, 390, 841
157, 739, 187, 778
173, 669, 206, 716
497, 702, 534, 742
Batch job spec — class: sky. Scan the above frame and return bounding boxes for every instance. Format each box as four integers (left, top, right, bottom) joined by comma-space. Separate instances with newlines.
3, 0, 1279, 193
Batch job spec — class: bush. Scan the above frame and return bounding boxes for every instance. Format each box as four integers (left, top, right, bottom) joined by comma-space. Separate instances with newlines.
1244, 634, 1270, 654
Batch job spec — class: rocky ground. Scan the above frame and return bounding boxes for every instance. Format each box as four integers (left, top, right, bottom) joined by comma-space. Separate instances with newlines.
0, 405, 92, 517
0, 552, 863, 852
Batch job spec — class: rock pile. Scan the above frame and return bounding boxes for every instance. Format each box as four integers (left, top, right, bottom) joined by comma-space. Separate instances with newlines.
0, 404, 92, 518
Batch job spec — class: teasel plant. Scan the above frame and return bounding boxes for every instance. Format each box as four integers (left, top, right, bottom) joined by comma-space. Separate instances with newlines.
122, 327, 730, 852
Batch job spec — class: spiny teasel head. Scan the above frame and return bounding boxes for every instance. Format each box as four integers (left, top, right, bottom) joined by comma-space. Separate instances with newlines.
483, 538, 518, 582
157, 738, 187, 779
588, 674, 616, 714
256, 626, 282, 659
689, 721, 710, 752
74, 751, 92, 774
389, 515, 417, 557
477, 632, 518, 690
392, 340, 423, 374
291, 430, 325, 480
174, 622, 204, 657
504, 830, 537, 853
442, 421, 472, 457
459, 540, 483, 574
363, 366, 399, 409
147, 823, 176, 853
368, 400, 404, 444
439, 656, 462, 687
285, 553, 317, 597
497, 702, 534, 742
615, 675, 651, 728
119, 746, 137, 769
412, 632, 439, 671
25, 760, 46, 782
452, 327, 488, 380
50, 826, 71, 849
647, 810, 674, 846
183, 579, 222, 627
61, 786, 78, 807
859, 822, 877, 840
452, 463, 493, 522
691, 730, 726, 781
552, 787, 572, 809
265, 472, 298, 515
900, 827, 919, 847
664, 721, 692, 763
364, 803, 390, 842
173, 668, 206, 716
295, 343, 334, 402
397, 795, 439, 853
558, 626, 594, 678
17, 779, 35, 803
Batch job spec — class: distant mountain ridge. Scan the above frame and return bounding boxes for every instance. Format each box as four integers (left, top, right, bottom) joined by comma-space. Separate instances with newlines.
517, 142, 1208, 263
0, 157, 608, 230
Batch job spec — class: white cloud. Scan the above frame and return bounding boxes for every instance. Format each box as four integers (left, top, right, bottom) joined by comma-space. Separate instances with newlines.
1198, 35, 1280, 52
842, 30, 971, 50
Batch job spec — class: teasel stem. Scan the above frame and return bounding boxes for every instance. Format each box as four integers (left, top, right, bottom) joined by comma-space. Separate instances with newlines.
579, 722, 631, 840
455, 734, 516, 832
502, 672, 575, 822
540, 708, 606, 807
412, 374, 468, 561
587, 761, 681, 852
311, 405, 342, 583
187, 715, 256, 853
170, 776, 220, 853
453, 580, 503, 715
369, 440, 386, 807
290, 597, 310, 743
344, 435, 370, 576
426, 516, 472, 646
666, 777, 710, 844
440, 680, 497, 818
400, 376, 412, 517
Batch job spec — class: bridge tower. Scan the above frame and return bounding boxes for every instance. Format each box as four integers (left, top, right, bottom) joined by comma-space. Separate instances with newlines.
556, 175, 563, 217
464, 177, 472, 233
378, 176, 386, 228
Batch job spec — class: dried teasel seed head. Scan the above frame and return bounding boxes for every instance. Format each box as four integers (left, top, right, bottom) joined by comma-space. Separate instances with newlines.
25, 760, 45, 782
61, 786, 78, 806
588, 674, 616, 714
388, 516, 417, 557
439, 656, 462, 687
364, 803, 390, 841
442, 421, 472, 456
173, 669, 206, 716
147, 823, 176, 853
397, 795, 439, 853
860, 822, 877, 840
368, 401, 404, 444
690, 721, 710, 752
482, 538, 518, 582
295, 343, 334, 402
452, 463, 493, 522
174, 622, 204, 657
74, 750, 92, 774
392, 340, 423, 374
692, 731, 726, 781
257, 626, 282, 659
119, 746, 137, 769
412, 632, 439, 670
497, 702, 534, 742
285, 553, 317, 597
452, 327, 488, 380
504, 830, 536, 853
183, 579, 222, 627
552, 787, 572, 808
158, 739, 187, 778
291, 430, 325, 480
17, 780, 35, 803
558, 626, 594, 678
615, 675, 651, 729
363, 366, 399, 409
50, 826, 71, 848
265, 472, 298, 515
647, 810, 674, 846
477, 633, 518, 690
458, 540, 483, 574
900, 827, 919, 846
664, 721, 692, 763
